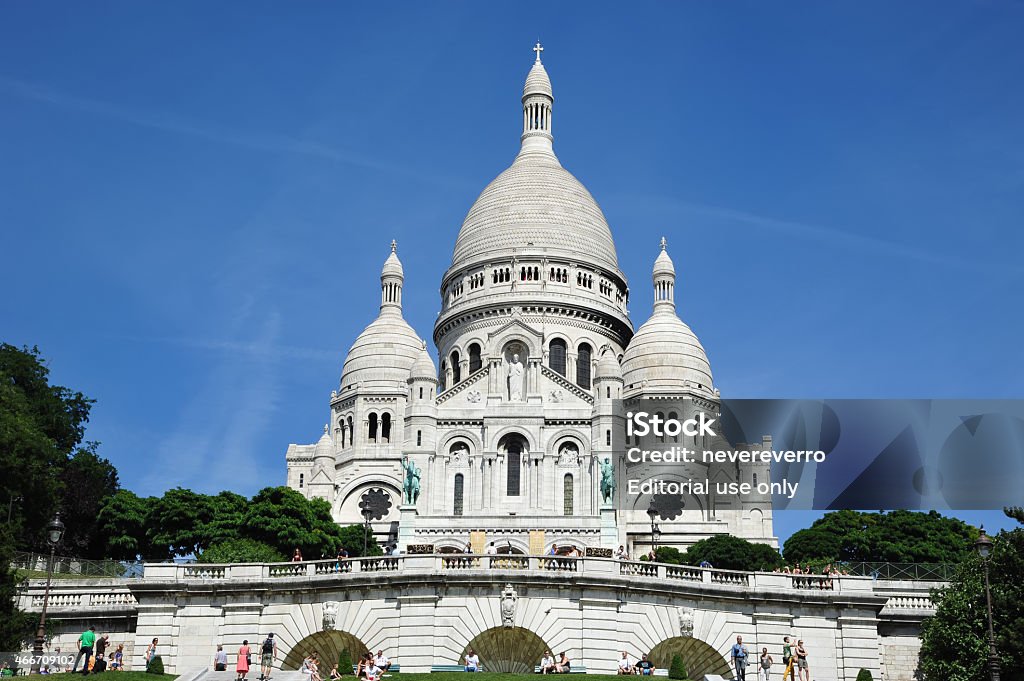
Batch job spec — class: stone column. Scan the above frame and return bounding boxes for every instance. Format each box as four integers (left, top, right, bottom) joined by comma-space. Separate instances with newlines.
580, 596, 620, 674
133, 603, 179, 672
837, 616, 882, 681
397, 592, 439, 673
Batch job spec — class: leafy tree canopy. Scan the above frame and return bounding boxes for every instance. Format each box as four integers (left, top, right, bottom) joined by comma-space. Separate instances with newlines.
683, 535, 783, 572
0, 343, 103, 551
783, 510, 976, 564
919, 508, 1024, 681
199, 538, 285, 564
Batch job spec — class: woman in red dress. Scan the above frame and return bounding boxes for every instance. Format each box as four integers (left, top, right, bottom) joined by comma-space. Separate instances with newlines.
237, 640, 251, 681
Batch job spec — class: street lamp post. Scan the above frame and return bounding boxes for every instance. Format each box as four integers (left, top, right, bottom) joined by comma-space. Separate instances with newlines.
646, 506, 661, 552
974, 530, 1001, 681
30, 513, 65, 675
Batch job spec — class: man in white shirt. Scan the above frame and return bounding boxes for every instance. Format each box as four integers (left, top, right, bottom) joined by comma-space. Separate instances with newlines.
485, 542, 497, 555
374, 650, 390, 673
364, 662, 380, 681
540, 651, 555, 674
618, 651, 633, 675
464, 649, 480, 672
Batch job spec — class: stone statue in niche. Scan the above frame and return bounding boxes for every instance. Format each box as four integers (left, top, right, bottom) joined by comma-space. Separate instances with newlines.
500, 583, 518, 628
507, 353, 524, 401
322, 601, 339, 631
678, 607, 694, 638
557, 443, 580, 466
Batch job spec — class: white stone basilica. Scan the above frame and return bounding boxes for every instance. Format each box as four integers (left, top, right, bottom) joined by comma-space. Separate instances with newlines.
285, 45, 776, 554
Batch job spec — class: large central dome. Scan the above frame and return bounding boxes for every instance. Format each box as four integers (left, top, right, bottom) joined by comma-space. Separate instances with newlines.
451, 153, 620, 272
448, 52, 620, 275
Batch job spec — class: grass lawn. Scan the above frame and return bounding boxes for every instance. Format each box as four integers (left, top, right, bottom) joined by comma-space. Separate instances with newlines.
387, 671, 618, 675
41, 673, 177, 681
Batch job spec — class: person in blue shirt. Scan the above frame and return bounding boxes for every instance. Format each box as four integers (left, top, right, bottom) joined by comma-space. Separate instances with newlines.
731, 636, 749, 681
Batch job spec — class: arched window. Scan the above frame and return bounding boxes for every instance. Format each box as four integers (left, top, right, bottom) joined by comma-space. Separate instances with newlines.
439, 359, 447, 392
368, 413, 378, 443
668, 411, 678, 443
563, 474, 574, 516
381, 413, 392, 443
468, 343, 482, 373
506, 439, 522, 497
656, 412, 666, 443
416, 430, 422, 447
576, 343, 592, 389
753, 473, 758, 487
340, 423, 347, 448
450, 351, 461, 384
347, 416, 354, 445
418, 387, 423, 399
454, 474, 464, 516
606, 429, 611, 446
299, 473, 304, 489
549, 338, 567, 376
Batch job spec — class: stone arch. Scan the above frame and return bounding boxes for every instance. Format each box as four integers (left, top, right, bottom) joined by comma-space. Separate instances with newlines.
460, 626, 551, 673
282, 630, 369, 672
439, 429, 483, 455
649, 636, 733, 680
490, 426, 537, 452
334, 478, 401, 523
548, 429, 588, 458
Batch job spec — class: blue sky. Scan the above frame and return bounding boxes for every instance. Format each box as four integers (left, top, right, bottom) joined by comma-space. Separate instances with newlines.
2, 2, 1022, 545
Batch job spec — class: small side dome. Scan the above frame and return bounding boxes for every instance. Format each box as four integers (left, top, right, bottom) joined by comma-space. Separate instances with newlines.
313, 424, 332, 460
340, 316, 423, 391
621, 315, 713, 392
595, 346, 622, 381
409, 343, 437, 382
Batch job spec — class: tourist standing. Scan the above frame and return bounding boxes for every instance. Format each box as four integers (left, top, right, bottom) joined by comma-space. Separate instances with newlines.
731, 636, 749, 681
237, 640, 251, 681
214, 645, 228, 671
781, 637, 794, 681
72, 626, 97, 675
795, 641, 809, 681
759, 648, 773, 681
260, 633, 277, 680
146, 638, 159, 671
95, 635, 109, 662
291, 548, 303, 562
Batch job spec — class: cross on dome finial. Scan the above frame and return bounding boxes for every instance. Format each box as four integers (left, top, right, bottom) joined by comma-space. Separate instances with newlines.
533, 40, 544, 63
660, 236, 667, 251
390, 239, 397, 253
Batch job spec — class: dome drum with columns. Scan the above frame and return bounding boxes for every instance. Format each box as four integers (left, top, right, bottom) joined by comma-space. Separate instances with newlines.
285, 45, 775, 553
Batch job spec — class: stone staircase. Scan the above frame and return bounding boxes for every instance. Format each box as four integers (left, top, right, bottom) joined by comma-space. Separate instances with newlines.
176, 669, 307, 681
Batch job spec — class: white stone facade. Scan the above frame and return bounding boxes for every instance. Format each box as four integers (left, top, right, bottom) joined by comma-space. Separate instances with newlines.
284, 47, 775, 554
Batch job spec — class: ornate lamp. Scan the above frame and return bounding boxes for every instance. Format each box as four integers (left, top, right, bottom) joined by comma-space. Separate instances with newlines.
974, 529, 1001, 681
31, 513, 65, 674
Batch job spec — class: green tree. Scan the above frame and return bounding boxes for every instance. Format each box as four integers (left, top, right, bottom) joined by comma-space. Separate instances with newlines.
919, 509, 1023, 681
0, 344, 94, 550
856, 669, 873, 681
58, 445, 120, 558
147, 488, 218, 557
96, 490, 155, 560
199, 539, 285, 564
336, 523, 382, 558
654, 546, 684, 564
241, 486, 348, 559
783, 510, 975, 565
684, 534, 783, 571
0, 528, 37, 650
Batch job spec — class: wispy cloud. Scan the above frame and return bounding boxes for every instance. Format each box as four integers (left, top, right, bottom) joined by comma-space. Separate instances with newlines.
624, 194, 1020, 275
122, 334, 340, 363
0, 74, 470, 188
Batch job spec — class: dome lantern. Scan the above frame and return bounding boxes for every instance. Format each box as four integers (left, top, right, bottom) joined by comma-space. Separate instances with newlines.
521, 41, 554, 155
380, 239, 404, 314
653, 236, 676, 314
